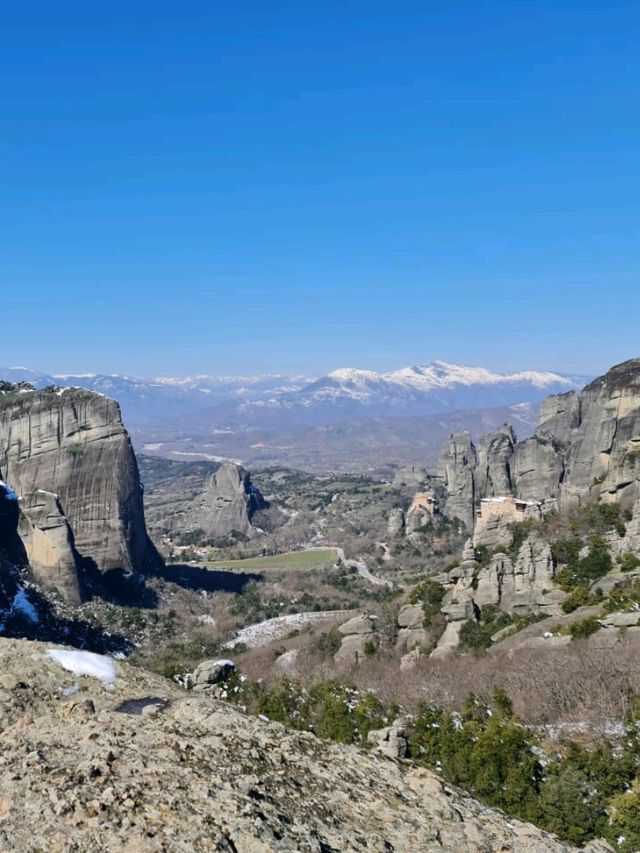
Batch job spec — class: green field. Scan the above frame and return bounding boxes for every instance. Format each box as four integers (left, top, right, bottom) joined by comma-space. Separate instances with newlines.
204, 548, 339, 572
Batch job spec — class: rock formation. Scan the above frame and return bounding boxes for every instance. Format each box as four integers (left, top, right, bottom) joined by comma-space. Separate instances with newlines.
0, 636, 611, 851
335, 613, 377, 663
473, 537, 564, 614
199, 462, 266, 540
396, 603, 429, 651
17, 490, 81, 604
436, 358, 640, 534
473, 495, 545, 550
392, 465, 429, 487
0, 385, 159, 597
387, 506, 405, 536
405, 491, 440, 534
476, 424, 516, 497
437, 431, 477, 531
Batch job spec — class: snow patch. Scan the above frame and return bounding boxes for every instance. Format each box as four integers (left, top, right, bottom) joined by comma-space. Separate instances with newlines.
46, 649, 117, 684
0, 481, 19, 501
11, 589, 39, 623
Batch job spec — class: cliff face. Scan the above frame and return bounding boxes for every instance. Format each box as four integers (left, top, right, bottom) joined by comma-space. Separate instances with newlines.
0, 386, 159, 597
438, 359, 640, 529
560, 359, 640, 507
199, 461, 266, 540
437, 431, 476, 531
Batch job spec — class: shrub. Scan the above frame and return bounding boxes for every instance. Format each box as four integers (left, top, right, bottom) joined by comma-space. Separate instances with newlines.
67, 442, 86, 456
569, 616, 601, 640
315, 627, 342, 657
619, 551, 640, 573
409, 578, 446, 626
458, 619, 490, 655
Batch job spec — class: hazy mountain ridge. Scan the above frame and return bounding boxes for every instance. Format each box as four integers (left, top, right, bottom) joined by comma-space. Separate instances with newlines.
0, 363, 587, 472
0, 362, 587, 424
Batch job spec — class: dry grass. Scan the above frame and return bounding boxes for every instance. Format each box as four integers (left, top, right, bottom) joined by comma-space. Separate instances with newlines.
236, 628, 640, 728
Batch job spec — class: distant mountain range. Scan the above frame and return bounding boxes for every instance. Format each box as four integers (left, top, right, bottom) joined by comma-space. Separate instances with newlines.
0, 362, 587, 425
0, 362, 589, 471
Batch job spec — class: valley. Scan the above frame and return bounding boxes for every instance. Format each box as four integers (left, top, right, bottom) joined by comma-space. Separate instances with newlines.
0, 358, 639, 850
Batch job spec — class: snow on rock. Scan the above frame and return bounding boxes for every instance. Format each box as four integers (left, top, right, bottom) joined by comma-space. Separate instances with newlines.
46, 649, 117, 684
10, 589, 39, 623
0, 480, 19, 501
224, 610, 353, 650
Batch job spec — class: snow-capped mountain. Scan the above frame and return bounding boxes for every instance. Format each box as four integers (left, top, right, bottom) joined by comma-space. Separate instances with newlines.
0, 368, 314, 423
262, 361, 587, 422
0, 361, 588, 428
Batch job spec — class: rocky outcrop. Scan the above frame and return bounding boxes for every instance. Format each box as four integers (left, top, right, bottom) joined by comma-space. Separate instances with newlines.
511, 436, 564, 501
367, 720, 408, 758
396, 603, 429, 651
0, 636, 610, 852
476, 424, 516, 497
0, 386, 159, 585
504, 359, 640, 507
393, 465, 429, 487
474, 537, 564, 614
405, 491, 440, 534
560, 359, 640, 508
433, 536, 566, 658
17, 490, 81, 604
387, 507, 405, 536
537, 391, 581, 445
473, 495, 546, 550
436, 359, 640, 531
199, 462, 266, 540
437, 431, 477, 531
335, 613, 377, 663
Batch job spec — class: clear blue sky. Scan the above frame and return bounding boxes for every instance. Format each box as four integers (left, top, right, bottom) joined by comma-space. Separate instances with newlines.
2, 1, 639, 377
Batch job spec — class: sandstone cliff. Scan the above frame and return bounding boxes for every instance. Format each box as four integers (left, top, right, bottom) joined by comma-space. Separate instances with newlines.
0, 386, 159, 597
437, 359, 640, 532
199, 461, 266, 540
0, 636, 610, 852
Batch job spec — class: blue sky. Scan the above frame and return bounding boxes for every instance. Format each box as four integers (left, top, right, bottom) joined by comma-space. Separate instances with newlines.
2, 1, 639, 377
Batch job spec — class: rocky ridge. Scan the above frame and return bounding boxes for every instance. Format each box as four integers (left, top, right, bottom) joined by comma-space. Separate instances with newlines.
436, 359, 640, 534
0, 636, 611, 852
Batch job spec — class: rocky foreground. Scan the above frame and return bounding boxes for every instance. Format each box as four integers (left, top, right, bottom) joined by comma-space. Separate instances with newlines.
0, 638, 611, 852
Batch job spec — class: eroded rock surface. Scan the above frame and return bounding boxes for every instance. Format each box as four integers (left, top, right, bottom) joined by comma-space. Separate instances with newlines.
437, 431, 477, 531
0, 387, 159, 582
0, 637, 611, 852
199, 462, 266, 540
17, 490, 81, 604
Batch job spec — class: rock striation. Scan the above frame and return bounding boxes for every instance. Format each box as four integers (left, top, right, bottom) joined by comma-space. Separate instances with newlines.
0, 636, 612, 852
199, 462, 266, 540
17, 490, 81, 604
437, 431, 477, 531
0, 385, 159, 598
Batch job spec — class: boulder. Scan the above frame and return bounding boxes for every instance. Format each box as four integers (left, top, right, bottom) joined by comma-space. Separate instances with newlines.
367, 721, 407, 758
600, 612, 640, 628
338, 614, 376, 635
191, 659, 236, 686
335, 613, 376, 663
397, 604, 424, 629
